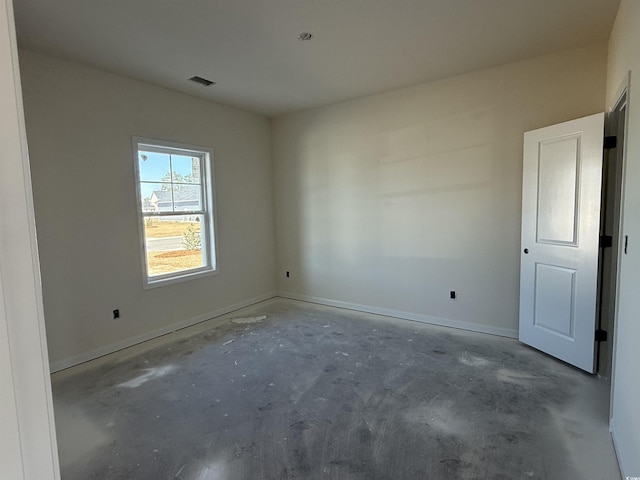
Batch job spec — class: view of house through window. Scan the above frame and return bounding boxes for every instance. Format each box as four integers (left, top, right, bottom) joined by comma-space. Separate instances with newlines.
134, 138, 216, 286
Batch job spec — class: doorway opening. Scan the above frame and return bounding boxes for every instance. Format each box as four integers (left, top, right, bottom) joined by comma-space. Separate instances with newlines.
596, 88, 628, 378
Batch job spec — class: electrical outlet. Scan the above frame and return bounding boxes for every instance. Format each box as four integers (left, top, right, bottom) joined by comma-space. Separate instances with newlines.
450, 291, 456, 300
113, 309, 120, 319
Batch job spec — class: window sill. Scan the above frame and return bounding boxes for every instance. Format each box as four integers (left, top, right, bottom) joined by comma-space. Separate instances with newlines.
143, 267, 218, 290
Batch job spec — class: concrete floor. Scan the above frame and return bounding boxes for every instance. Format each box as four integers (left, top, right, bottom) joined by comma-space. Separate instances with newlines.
52, 299, 621, 480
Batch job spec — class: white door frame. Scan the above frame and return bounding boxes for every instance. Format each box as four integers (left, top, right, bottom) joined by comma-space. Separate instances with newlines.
0, 0, 60, 478
608, 73, 631, 426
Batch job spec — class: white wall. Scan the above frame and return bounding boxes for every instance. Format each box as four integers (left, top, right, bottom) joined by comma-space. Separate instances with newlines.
606, 0, 640, 475
0, 1, 59, 478
272, 45, 607, 336
19, 50, 276, 370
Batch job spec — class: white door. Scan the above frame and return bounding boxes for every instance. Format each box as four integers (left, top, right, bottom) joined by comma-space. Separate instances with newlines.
519, 113, 604, 373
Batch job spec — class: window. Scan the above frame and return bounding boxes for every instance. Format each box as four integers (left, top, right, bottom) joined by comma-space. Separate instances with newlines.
133, 137, 217, 287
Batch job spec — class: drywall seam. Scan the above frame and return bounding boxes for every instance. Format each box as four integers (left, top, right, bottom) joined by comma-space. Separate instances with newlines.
277, 291, 518, 339
49, 291, 277, 373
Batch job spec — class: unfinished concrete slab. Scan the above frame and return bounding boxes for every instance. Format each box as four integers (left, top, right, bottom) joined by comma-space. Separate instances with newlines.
52, 299, 620, 479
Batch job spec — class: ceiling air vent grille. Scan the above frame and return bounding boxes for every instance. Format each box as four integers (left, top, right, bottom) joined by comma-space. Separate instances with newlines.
189, 76, 215, 86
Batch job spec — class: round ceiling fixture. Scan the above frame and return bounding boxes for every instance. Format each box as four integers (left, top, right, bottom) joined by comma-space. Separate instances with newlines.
297, 32, 313, 41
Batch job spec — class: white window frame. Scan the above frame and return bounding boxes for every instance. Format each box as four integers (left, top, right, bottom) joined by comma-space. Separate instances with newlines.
132, 137, 218, 288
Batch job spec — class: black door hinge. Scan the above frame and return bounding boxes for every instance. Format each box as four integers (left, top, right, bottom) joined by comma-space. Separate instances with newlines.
604, 136, 617, 149
595, 329, 608, 342
600, 235, 613, 248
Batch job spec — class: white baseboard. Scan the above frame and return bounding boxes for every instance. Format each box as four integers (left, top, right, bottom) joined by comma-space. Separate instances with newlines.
277, 291, 518, 339
51, 290, 519, 373
610, 418, 630, 479
49, 291, 278, 373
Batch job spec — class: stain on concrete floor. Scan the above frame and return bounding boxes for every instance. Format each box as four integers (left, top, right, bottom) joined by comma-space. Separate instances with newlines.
52, 299, 618, 480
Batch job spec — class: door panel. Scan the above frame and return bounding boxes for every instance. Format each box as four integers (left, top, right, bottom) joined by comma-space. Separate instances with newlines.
533, 264, 576, 338
536, 136, 580, 245
520, 113, 604, 373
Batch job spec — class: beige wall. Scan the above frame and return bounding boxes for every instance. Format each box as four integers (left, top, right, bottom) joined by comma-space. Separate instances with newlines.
20, 44, 613, 372
272, 45, 607, 336
19, 50, 276, 370
606, 0, 640, 475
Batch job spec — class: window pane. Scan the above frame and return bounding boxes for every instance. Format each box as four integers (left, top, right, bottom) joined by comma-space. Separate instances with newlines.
141, 183, 203, 213
144, 215, 205, 277
140, 182, 173, 213
138, 151, 171, 182
171, 184, 203, 212
171, 155, 201, 184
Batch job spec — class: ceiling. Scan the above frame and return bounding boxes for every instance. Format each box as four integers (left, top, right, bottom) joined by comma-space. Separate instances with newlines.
14, 0, 620, 117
